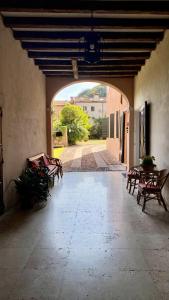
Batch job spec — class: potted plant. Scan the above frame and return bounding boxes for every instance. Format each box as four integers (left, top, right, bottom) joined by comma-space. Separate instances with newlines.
14, 166, 51, 209
140, 155, 156, 170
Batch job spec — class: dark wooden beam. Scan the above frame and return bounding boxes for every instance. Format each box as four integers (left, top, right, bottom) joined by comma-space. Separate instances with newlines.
43, 71, 138, 76
46, 74, 135, 78
1, 1, 169, 14
43, 69, 138, 73
28, 51, 151, 60
3, 16, 169, 30
80, 70, 139, 74
35, 59, 146, 66
39, 66, 141, 71
72, 58, 78, 80
13, 30, 164, 42
22, 41, 156, 51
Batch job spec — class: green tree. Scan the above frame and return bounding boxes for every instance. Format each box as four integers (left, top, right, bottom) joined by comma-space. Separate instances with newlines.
60, 104, 91, 145
89, 118, 103, 139
78, 84, 107, 98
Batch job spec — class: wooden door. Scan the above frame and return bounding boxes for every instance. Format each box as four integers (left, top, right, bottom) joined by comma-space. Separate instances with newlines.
0, 108, 4, 214
120, 111, 129, 164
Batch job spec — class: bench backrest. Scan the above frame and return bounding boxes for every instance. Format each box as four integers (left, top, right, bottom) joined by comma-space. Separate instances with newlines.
27, 153, 47, 167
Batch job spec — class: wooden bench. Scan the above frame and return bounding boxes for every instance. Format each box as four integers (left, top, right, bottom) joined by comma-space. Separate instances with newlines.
27, 153, 63, 185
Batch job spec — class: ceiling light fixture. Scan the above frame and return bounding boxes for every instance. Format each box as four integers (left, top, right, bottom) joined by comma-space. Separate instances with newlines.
83, 11, 102, 64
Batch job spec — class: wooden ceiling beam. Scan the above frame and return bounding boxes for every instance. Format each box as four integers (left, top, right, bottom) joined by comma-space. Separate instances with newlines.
35, 59, 146, 66
43, 69, 138, 73
22, 41, 156, 51
1, 1, 169, 14
72, 58, 78, 80
43, 71, 138, 76
13, 30, 164, 42
45, 74, 135, 78
28, 51, 151, 59
3, 16, 169, 29
1, 1, 167, 80
39, 66, 141, 71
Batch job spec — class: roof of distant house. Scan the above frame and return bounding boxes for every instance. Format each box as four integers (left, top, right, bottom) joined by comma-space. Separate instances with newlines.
74, 98, 106, 103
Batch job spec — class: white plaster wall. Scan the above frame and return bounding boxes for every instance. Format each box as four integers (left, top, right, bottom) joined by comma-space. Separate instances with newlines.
76, 102, 106, 118
134, 30, 169, 203
0, 18, 47, 208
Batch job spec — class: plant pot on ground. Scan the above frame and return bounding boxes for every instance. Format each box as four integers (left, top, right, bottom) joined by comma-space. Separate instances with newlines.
14, 166, 51, 209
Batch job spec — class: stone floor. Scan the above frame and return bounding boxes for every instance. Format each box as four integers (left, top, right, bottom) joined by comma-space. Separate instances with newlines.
1, 172, 169, 299
60, 141, 126, 172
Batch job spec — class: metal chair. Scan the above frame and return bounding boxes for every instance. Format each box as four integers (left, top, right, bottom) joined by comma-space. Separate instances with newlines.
126, 166, 140, 194
137, 169, 169, 212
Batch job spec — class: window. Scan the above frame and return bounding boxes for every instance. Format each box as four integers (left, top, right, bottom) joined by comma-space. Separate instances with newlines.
91, 106, 95, 111
83, 106, 87, 111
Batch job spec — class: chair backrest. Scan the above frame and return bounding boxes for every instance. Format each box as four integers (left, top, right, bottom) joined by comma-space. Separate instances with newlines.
129, 165, 140, 171
128, 165, 141, 178
157, 169, 169, 189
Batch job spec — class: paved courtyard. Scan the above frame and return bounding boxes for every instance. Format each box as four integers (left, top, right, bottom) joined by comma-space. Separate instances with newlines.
60, 140, 126, 172
1, 172, 169, 299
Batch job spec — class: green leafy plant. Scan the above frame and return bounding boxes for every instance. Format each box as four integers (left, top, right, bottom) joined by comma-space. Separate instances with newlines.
59, 104, 91, 145
78, 84, 107, 98
14, 166, 51, 209
89, 117, 103, 139
141, 155, 156, 166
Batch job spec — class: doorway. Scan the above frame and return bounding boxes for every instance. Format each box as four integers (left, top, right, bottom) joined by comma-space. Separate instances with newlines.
120, 111, 129, 164
50, 81, 130, 171
0, 108, 4, 214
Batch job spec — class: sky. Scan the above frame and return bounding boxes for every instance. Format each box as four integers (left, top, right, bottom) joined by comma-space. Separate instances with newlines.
54, 82, 100, 101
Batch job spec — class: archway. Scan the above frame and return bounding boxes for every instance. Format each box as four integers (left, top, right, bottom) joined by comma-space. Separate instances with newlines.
46, 77, 134, 169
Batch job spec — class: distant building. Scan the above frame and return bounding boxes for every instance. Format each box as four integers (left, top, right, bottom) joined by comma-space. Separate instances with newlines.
70, 94, 107, 119
52, 94, 107, 120
106, 87, 129, 165
52, 100, 67, 120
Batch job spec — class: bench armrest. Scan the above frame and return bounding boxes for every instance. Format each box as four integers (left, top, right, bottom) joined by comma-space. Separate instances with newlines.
46, 155, 62, 167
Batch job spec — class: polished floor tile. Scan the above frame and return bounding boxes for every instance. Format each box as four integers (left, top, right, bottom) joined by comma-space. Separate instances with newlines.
0, 172, 169, 299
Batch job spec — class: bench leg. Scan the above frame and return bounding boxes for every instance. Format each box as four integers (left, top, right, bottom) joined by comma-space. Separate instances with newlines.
52, 175, 55, 186
59, 166, 63, 178
142, 195, 146, 212
160, 194, 168, 211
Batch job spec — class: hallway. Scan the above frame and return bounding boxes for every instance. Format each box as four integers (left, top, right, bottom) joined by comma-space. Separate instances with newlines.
1, 172, 169, 299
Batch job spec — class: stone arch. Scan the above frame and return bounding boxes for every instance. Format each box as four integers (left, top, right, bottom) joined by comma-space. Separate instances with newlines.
46, 77, 134, 168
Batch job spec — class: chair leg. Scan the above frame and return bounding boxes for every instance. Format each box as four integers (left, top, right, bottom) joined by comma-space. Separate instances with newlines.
157, 194, 161, 206
142, 195, 146, 212
60, 167, 63, 177
132, 179, 137, 195
129, 180, 133, 193
137, 191, 141, 204
126, 178, 129, 189
160, 194, 168, 211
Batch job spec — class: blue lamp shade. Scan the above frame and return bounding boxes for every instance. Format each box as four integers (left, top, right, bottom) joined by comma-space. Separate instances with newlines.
84, 32, 101, 64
